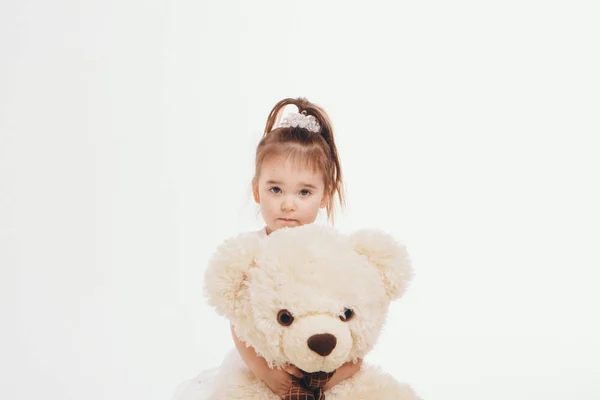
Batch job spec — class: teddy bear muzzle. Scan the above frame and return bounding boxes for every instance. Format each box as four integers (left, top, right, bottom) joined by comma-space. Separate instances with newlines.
282, 314, 352, 373
307, 333, 337, 356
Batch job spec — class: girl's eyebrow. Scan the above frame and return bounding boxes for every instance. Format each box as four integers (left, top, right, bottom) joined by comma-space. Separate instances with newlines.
265, 180, 318, 189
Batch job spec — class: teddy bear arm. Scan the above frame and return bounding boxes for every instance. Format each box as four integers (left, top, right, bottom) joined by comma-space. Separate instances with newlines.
324, 363, 420, 400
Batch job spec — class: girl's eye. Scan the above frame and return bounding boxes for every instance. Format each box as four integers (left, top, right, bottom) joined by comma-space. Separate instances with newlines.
270, 187, 281, 194
299, 189, 311, 196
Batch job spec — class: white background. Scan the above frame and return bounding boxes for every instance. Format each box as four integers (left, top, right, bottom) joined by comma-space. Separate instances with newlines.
1, 1, 599, 399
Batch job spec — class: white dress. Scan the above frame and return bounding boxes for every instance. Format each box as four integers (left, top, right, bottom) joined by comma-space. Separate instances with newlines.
172, 227, 268, 400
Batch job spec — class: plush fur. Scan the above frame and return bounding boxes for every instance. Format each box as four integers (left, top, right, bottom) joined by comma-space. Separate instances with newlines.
203, 224, 420, 400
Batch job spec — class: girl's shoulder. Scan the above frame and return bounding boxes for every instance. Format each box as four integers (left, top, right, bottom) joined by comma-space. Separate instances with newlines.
251, 226, 268, 239
219, 227, 267, 246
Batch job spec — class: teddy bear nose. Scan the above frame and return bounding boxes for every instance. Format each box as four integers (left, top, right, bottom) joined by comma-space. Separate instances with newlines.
307, 333, 337, 356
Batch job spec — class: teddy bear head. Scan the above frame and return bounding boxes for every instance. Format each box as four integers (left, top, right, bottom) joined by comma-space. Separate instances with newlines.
203, 224, 412, 373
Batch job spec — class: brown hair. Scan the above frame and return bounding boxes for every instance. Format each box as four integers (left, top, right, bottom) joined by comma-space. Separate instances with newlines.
253, 97, 345, 222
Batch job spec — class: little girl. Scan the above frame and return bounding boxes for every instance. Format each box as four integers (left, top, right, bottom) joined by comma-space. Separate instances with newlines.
173, 97, 361, 400
232, 97, 362, 398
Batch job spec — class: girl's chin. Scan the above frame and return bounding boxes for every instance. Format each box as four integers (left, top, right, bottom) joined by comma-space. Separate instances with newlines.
276, 219, 300, 226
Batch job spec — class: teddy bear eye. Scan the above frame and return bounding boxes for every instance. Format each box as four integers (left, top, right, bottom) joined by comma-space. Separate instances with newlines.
340, 308, 354, 322
277, 309, 294, 326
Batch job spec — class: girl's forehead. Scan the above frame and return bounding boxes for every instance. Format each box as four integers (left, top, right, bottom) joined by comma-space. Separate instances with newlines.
259, 157, 324, 183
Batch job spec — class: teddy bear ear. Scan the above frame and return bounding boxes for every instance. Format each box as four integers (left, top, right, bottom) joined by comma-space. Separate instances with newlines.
349, 229, 413, 300
203, 232, 262, 318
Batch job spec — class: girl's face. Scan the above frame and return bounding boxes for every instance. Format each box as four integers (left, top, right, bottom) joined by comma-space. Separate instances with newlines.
253, 157, 328, 235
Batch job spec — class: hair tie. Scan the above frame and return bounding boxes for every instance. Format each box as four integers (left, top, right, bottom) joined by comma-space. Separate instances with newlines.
279, 112, 321, 133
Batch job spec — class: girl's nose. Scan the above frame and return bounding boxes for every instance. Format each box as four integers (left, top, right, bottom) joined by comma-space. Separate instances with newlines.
281, 198, 296, 212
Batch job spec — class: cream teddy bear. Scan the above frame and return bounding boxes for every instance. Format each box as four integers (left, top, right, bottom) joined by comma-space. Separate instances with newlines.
202, 224, 420, 400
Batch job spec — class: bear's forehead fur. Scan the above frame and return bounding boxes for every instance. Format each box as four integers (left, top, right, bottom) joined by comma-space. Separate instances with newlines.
248, 226, 387, 318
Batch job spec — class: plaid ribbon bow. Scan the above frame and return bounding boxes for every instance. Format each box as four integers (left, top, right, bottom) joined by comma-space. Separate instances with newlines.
284, 370, 336, 400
